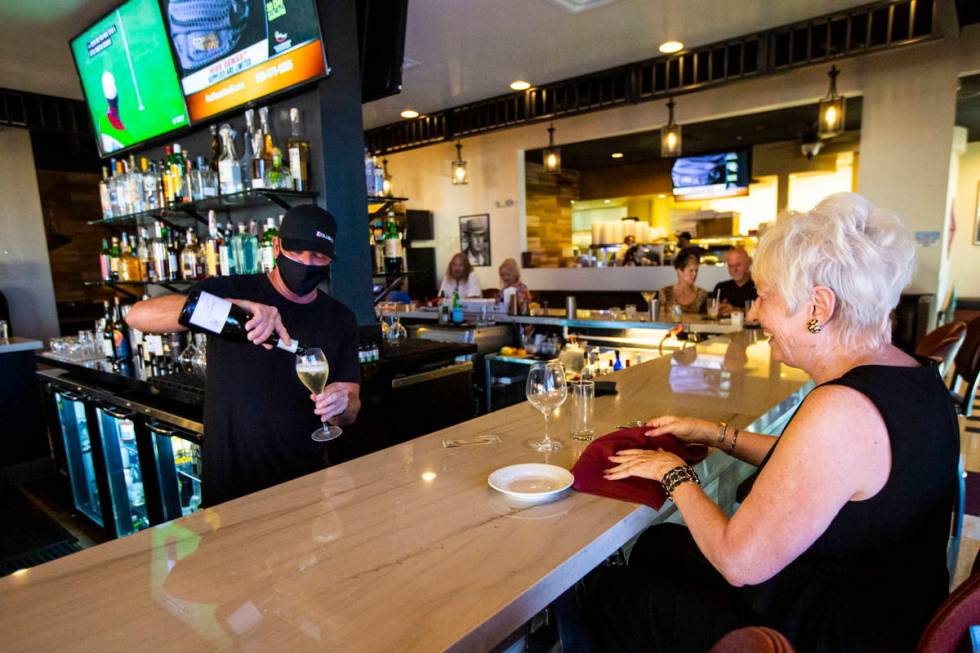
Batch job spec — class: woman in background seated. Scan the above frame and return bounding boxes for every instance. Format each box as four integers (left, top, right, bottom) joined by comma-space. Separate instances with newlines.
496, 258, 531, 314
659, 250, 707, 314
596, 192, 958, 652
438, 252, 481, 299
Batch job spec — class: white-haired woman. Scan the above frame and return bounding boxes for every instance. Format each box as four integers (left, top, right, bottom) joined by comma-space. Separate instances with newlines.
595, 193, 958, 652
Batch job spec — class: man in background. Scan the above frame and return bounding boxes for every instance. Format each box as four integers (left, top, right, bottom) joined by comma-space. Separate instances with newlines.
711, 248, 756, 317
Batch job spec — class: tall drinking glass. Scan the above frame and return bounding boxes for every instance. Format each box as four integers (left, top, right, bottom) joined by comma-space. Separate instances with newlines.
296, 348, 342, 442
526, 361, 567, 452
569, 380, 595, 441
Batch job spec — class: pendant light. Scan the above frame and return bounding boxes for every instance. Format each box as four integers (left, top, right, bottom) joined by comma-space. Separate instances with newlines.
818, 65, 845, 139
661, 98, 682, 157
543, 122, 561, 174
381, 156, 393, 196
451, 141, 468, 185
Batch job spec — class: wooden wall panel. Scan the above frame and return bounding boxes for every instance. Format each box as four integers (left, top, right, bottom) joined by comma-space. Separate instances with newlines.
524, 162, 579, 268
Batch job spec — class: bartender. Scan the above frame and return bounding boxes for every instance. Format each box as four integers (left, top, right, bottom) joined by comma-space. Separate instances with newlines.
126, 205, 361, 506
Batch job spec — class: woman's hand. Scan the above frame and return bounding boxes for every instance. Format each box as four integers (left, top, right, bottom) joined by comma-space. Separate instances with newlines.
231, 299, 291, 350
603, 449, 687, 482
645, 415, 716, 446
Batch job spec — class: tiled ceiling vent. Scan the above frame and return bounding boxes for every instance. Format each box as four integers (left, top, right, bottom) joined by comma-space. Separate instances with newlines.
366, 0, 937, 154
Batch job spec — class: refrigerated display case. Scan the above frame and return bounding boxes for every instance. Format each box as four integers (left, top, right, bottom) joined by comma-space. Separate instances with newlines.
96, 405, 151, 536
150, 422, 202, 520
53, 389, 103, 526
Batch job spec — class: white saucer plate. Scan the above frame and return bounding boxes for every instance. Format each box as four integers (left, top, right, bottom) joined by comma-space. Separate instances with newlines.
488, 463, 574, 501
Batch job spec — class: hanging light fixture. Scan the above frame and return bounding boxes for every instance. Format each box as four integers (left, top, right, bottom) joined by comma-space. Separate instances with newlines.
818, 65, 846, 139
543, 122, 561, 174
661, 98, 682, 157
381, 156, 393, 196
451, 141, 468, 185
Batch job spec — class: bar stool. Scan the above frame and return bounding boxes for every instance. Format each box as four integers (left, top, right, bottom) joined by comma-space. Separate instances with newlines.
915, 321, 967, 378
709, 627, 796, 653
949, 317, 980, 417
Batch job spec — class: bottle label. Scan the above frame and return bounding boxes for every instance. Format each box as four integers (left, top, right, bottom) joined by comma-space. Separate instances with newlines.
188, 291, 232, 334
260, 245, 275, 272
383, 238, 400, 258
289, 147, 303, 180
276, 339, 298, 353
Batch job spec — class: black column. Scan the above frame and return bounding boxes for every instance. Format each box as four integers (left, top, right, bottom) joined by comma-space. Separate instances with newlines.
315, 0, 374, 324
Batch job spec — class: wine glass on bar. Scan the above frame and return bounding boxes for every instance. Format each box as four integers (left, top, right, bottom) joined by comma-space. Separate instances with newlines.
296, 348, 342, 442
526, 361, 567, 452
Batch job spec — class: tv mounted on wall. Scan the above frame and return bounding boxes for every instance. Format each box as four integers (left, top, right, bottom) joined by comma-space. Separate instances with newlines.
671, 149, 751, 201
70, 0, 190, 157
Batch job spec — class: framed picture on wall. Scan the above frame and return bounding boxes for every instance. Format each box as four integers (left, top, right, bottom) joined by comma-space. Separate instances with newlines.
974, 182, 980, 245
460, 214, 491, 266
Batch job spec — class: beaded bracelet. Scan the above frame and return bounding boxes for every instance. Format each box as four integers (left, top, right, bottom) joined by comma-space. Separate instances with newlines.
662, 464, 701, 500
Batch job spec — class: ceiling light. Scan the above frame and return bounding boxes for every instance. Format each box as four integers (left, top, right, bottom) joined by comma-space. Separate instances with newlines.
604, 199, 611, 204
544, 123, 561, 174
660, 98, 682, 157
451, 141, 468, 185
817, 65, 845, 139
658, 194, 667, 198
510, 80, 531, 91
610, 152, 624, 159
400, 109, 419, 119
659, 40, 684, 54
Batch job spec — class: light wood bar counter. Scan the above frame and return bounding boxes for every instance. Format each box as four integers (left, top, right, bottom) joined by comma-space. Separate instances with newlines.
0, 331, 811, 652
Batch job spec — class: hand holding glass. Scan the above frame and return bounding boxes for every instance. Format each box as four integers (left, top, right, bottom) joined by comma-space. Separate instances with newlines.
526, 362, 567, 452
296, 348, 342, 442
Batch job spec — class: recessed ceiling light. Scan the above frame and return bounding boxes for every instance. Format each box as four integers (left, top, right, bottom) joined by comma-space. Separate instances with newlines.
659, 40, 684, 54
400, 109, 420, 119
610, 152, 624, 159
658, 193, 667, 198
510, 80, 531, 91
604, 199, 611, 204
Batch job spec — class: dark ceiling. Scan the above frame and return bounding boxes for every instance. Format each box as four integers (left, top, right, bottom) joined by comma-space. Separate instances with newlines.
526, 99, 863, 171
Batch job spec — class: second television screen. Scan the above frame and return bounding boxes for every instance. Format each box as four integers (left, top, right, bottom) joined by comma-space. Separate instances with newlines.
160, 0, 328, 121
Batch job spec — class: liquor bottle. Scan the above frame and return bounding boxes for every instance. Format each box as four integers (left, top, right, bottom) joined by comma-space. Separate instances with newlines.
137, 228, 152, 282
99, 166, 113, 219
171, 144, 186, 203
128, 154, 145, 213
364, 149, 377, 197
232, 223, 256, 274
451, 288, 463, 324
180, 229, 199, 280
383, 210, 402, 274
197, 155, 218, 198
150, 221, 168, 282
109, 236, 121, 281
186, 158, 201, 201
613, 350, 624, 371
141, 158, 159, 210
123, 232, 142, 281
287, 107, 310, 191
218, 124, 242, 194
259, 106, 275, 173
115, 159, 131, 215
178, 288, 301, 352
112, 296, 132, 360
219, 223, 235, 276
165, 226, 179, 281
263, 147, 293, 190
246, 221, 260, 273
258, 217, 278, 272
209, 124, 221, 185
373, 154, 385, 197
101, 300, 115, 358
99, 238, 112, 281
205, 210, 220, 277
241, 109, 256, 191
162, 146, 175, 204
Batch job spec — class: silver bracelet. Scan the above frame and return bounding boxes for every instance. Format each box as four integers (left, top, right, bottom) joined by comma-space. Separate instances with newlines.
716, 421, 728, 445
662, 464, 701, 500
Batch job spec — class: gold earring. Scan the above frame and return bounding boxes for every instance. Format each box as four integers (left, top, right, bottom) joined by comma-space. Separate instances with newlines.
807, 318, 821, 334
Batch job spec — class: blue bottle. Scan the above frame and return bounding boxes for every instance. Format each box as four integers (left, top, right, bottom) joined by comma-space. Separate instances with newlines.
613, 350, 624, 371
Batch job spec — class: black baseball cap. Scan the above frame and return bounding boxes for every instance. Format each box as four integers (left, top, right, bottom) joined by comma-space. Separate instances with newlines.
279, 205, 338, 260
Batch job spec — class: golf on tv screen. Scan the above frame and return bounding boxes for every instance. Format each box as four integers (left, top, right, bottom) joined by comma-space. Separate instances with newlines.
70, 0, 189, 157
160, 0, 328, 122
671, 149, 751, 201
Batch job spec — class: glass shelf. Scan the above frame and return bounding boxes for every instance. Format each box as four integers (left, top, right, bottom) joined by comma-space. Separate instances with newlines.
87, 189, 318, 226
367, 196, 409, 218
83, 279, 195, 297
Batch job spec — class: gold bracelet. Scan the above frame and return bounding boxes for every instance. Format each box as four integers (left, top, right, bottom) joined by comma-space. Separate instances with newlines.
716, 421, 728, 445
727, 428, 740, 454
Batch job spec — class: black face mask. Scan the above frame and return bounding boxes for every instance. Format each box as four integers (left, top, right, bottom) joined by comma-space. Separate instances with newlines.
277, 253, 330, 295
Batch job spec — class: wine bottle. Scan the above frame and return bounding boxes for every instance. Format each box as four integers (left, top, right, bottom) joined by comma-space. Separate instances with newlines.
287, 107, 310, 191
100, 300, 115, 359
99, 238, 112, 281
178, 289, 300, 353
112, 296, 132, 360
383, 210, 402, 274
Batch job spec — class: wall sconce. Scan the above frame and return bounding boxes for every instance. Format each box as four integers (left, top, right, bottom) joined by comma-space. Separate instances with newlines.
451, 141, 468, 185
543, 123, 561, 173
818, 65, 845, 139
661, 98, 682, 157
381, 156, 392, 196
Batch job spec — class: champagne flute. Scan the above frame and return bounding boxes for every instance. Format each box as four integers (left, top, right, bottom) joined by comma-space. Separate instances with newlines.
526, 361, 568, 452
296, 348, 342, 442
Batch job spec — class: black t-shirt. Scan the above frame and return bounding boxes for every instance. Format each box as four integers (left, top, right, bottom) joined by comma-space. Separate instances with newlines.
712, 278, 757, 309
192, 274, 360, 506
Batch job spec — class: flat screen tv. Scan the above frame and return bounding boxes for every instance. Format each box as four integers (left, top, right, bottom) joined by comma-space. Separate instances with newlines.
70, 0, 190, 157
159, 0, 329, 122
671, 149, 751, 201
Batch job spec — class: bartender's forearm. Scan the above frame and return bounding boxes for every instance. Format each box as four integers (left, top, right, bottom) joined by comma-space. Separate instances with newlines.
125, 294, 188, 334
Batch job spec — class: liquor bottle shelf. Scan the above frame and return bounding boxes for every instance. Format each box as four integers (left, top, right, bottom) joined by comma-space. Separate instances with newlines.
88, 189, 319, 227
367, 196, 408, 218
84, 279, 195, 297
